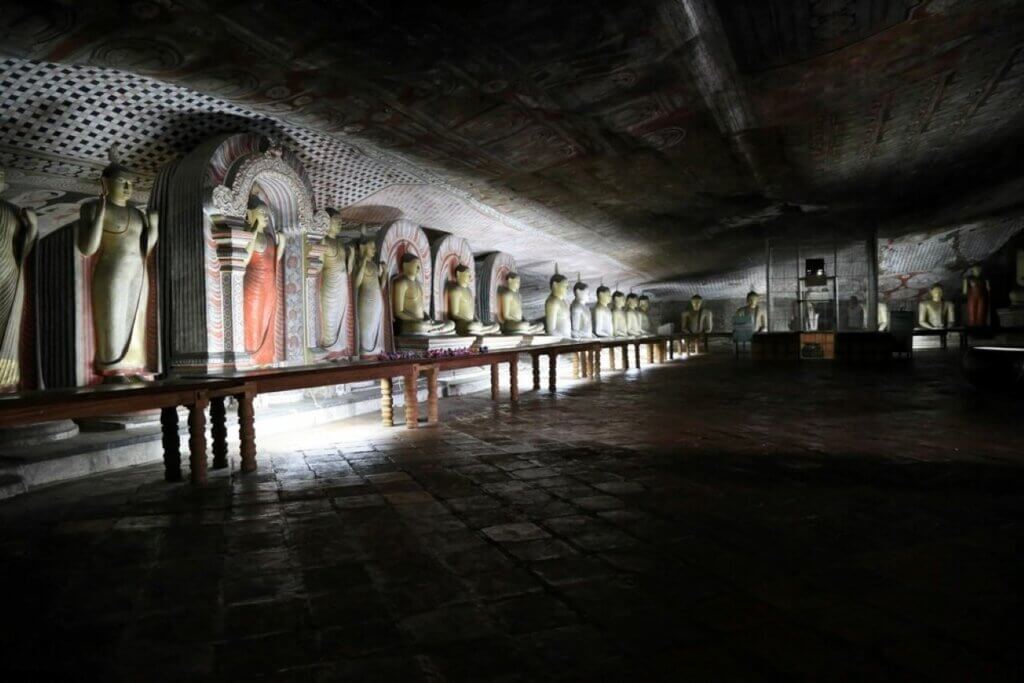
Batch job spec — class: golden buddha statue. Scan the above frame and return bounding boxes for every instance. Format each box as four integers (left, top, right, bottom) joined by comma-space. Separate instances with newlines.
392, 253, 456, 335
446, 264, 500, 335
0, 168, 37, 391
735, 290, 767, 332
611, 291, 628, 337
592, 285, 613, 337
77, 147, 158, 381
498, 272, 544, 335
917, 284, 955, 329
353, 237, 385, 356
625, 293, 642, 336
544, 271, 572, 338
318, 212, 355, 349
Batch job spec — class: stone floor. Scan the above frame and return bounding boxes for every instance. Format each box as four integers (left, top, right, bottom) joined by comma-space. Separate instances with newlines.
1, 353, 1022, 681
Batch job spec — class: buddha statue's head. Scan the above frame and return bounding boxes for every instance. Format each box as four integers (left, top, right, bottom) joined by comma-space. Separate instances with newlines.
746, 291, 760, 309
246, 196, 272, 234
626, 293, 638, 310
638, 295, 650, 313
573, 281, 589, 304
690, 294, 703, 311
326, 210, 343, 238
359, 237, 377, 260
550, 273, 568, 298
970, 264, 983, 277
613, 291, 625, 308
506, 272, 521, 293
455, 264, 473, 288
400, 253, 422, 279
596, 285, 611, 306
929, 284, 944, 302
101, 159, 134, 206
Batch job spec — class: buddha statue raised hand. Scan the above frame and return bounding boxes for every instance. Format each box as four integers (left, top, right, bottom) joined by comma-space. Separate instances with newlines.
446, 265, 499, 335
392, 253, 456, 335
77, 148, 158, 381
498, 272, 544, 335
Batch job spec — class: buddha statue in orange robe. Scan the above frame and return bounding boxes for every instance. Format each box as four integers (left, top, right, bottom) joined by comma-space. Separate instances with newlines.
243, 198, 285, 366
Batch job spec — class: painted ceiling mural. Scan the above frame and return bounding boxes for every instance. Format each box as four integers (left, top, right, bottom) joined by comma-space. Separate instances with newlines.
1, 0, 1023, 301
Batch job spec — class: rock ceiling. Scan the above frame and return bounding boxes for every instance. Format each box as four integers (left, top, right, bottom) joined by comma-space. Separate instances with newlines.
2, 0, 1024, 299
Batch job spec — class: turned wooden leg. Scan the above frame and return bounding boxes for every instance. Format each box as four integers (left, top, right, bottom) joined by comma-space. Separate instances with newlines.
211, 396, 228, 470
509, 358, 519, 402
380, 378, 394, 427
188, 396, 209, 486
548, 353, 557, 392
581, 350, 590, 378
635, 343, 641, 369
427, 368, 439, 424
572, 352, 580, 379
403, 372, 418, 429
161, 406, 181, 482
647, 343, 654, 364
405, 376, 420, 428
238, 390, 257, 474
594, 348, 602, 376
490, 363, 500, 401
622, 345, 629, 370
532, 353, 541, 391
608, 347, 615, 370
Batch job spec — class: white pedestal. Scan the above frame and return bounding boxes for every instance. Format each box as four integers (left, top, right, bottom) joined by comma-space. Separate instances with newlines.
474, 335, 522, 350
523, 335, 565, 346
395, 335, 478, 352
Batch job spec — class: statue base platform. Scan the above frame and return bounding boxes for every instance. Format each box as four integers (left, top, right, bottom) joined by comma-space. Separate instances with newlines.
395, 335, 477, 352
998, 307, 1024, 327
0, 420, 80, 448
474, 335, 522, 350
523, 335, 566, 346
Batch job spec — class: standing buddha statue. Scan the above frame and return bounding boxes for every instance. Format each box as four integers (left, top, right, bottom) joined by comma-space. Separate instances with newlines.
0, 168, 37, 391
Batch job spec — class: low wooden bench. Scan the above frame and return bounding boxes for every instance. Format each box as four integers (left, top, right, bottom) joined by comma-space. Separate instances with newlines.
527, 341, 602, 391
416, 349, 521, 423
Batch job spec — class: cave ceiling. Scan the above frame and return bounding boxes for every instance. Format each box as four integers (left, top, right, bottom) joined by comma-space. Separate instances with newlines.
2, 0, 1024, 292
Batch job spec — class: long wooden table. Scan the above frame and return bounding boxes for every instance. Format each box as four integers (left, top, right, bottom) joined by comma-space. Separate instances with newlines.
0, 337, 684, 488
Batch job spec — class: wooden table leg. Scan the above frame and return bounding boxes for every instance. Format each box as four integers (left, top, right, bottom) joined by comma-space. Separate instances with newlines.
668, 340, 675, 359
490, 362, 500, 401
647, 343, 654, 364
380, 377, 394, 427
572, 352, 580, 379
188, 395, 209, 486
427, 367, 439, 424
509, 357, 519, 402
622, 344, 629, 370
161, 406, 181, 482
404, 372, 419, 429
238, 389, 257, 473
635, 343, 641, 368
581, 350, 589, 378
548, 352, 557, 392
532, 353, 541, 391
594, 347, 601, 376
608, 347, 615, 370
211, 396, 228, 470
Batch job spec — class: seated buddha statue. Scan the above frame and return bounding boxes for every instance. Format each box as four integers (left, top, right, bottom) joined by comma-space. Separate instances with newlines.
735, 290, 768, 332
637, 295, 653, 334
545, 272, 572, 338
592, 285, 613, 337
446, 264, 500, 335
611, 291, 628, 337
392, 253, 456, 335
681, 294, 713, 333
917, 284, 955, 329
498, 272, 544, 335
625, 294, 642, 336
570, 280, 593, 339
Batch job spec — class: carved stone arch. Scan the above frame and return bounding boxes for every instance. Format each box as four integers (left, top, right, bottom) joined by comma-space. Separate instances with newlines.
156, 133, 328, 373
430, 234, 474, 321
476, 252, 517, 325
